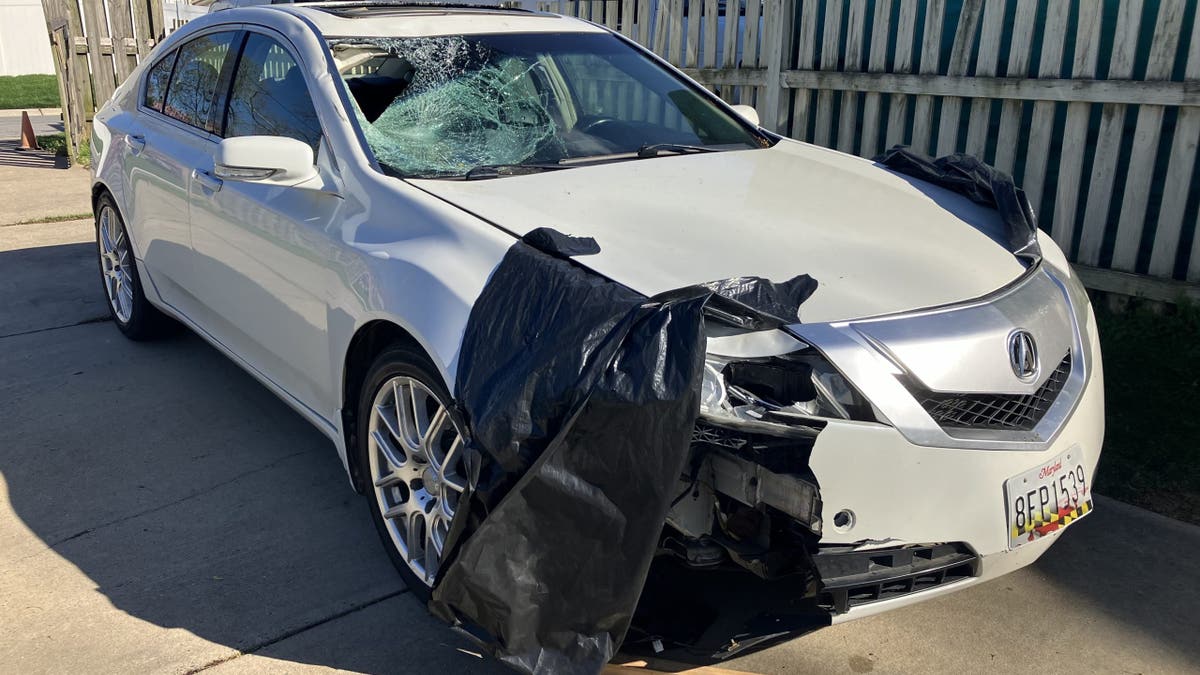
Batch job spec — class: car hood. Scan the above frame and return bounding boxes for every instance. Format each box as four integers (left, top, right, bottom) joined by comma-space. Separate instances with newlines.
411, 140, 1027, 324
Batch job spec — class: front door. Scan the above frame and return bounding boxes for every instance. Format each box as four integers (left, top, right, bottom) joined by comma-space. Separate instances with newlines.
187, 30, 344, 421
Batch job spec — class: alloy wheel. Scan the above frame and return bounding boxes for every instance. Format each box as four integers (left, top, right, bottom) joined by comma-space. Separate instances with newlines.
367, 376, 468, 587
97, 205, 134, 324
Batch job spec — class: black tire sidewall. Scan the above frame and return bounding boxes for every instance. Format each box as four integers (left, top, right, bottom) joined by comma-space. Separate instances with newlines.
95, 193, 161, 340
357, 344, 462, 602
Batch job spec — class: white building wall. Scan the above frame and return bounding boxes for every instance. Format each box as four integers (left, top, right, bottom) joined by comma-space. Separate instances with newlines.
0, 0, 56, 75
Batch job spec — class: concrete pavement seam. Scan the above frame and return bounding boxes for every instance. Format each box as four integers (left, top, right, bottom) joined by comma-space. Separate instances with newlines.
183, 588, 410, 674
9, 449, 320, 566
0, 315, 110, 340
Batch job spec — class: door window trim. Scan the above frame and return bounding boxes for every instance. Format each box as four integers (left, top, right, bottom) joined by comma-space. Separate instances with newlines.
137, 24, 245, 143
214, 25, 328, 148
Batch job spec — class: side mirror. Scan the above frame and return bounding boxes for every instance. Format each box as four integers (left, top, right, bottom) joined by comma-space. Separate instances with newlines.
214, 136, 317, 186
730, 104, 760, 128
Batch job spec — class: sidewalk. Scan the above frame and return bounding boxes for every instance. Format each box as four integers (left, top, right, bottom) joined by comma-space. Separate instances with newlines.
0, 108, 63, 118
0, 157, 91, 226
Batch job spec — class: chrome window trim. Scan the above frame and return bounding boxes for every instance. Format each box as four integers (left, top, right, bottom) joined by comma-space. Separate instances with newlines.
787, 264, 1090, 452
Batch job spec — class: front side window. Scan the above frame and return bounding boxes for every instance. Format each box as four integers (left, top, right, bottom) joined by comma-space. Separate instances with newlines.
328, 32, 766, 178
224, 33, 323, 151
163, 31, 237, 132
143, 49, 177, 111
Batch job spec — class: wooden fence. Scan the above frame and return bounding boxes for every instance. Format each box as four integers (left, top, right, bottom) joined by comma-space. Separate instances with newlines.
40, 0, 165, 161
540, 0, 1200, 300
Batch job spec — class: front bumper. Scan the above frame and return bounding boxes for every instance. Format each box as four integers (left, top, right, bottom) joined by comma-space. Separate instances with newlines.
807, 312, 1104, 620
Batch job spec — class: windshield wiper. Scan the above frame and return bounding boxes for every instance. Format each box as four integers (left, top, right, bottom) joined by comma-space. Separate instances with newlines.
463, 164, 572, 181
635, 143, 718, 158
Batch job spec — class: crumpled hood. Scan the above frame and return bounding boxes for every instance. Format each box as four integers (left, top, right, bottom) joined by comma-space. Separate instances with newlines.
412, 140, 1027, 323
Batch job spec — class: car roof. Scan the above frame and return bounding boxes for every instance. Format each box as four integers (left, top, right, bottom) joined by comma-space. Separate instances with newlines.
219, 1, 608, 38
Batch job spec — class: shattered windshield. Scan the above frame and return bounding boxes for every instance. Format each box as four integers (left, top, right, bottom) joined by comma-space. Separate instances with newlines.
328, 32, 765, 178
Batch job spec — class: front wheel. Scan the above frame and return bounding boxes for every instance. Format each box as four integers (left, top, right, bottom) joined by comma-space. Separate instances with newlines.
358, 345, 469, 598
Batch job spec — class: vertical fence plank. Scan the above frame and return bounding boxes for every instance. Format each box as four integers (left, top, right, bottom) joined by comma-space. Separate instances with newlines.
789, 0, 820, 142
637, 0, 652, 44
963, 0, 1005, 158
131, 0, 155, 57
837, 0, 868, 153
717, 0, 738, 99
685, 0, 701, 67
741, 0, 762, 106
619, 0, 634, 36
80, 0, 118, 105
814, 0, 844, 147
1110, 2, 1185, 272
1050, 1, 1103, 249
652, 0, 669, 56
106, 1, 138, 85
668, 0, 685, 86
884, 0, 918, 149
1078, 0, 1144, 266
858, 0, 892, 158
993, 0, 1039, 176
1155, 11, 1200, 277
1021, 0, 1069, 214
910, 0, 945, 154
605, 0, 619, 29
761, 0, 796, 132
934, 0, 982, 156
702, 0, 719, 68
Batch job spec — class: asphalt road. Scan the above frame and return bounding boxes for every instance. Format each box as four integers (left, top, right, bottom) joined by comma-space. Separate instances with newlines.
2, 218, 1199, 674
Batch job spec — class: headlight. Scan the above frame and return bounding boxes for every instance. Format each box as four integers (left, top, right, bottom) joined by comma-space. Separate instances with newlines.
699, 346, 874, 433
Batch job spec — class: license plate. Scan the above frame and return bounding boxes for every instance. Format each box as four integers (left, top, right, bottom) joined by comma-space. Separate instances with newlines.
1004, 446, 1092, 549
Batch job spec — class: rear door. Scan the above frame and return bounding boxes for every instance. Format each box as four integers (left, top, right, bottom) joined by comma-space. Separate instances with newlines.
187, 29, 344, 420
125, 29, 239, 313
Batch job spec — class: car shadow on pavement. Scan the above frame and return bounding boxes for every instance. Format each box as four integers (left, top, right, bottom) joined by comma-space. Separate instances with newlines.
0, 239, 505, 672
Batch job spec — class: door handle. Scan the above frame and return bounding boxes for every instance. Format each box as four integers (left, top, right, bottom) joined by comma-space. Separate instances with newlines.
192, 169, 223, 194
125, 134, 145, 154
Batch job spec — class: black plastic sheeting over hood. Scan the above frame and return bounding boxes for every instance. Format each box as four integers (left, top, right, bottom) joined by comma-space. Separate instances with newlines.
429, 227, 816, 674
876, 146, 1042, 261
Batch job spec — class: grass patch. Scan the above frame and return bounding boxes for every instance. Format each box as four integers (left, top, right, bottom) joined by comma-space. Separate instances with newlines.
4, 212, 93, 226
0, 74, 60, 109
34, 132, 90, 167
1093, 299, 1200, 524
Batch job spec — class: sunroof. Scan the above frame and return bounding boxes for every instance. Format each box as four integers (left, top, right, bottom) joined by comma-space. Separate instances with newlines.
308, 1, 536, 18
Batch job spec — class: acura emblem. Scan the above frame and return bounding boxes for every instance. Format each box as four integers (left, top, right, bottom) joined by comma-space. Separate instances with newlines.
1008, 329, 1039, 382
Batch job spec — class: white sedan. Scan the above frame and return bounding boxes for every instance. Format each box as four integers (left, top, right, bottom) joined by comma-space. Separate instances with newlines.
90, 0, 1104, 666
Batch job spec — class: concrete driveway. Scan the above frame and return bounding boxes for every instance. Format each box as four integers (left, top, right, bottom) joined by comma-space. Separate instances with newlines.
1, 218, 1198, 675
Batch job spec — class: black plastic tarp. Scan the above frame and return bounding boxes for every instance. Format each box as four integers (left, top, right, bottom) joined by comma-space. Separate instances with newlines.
876, 146, 1041, 260
429, 227, 816, 674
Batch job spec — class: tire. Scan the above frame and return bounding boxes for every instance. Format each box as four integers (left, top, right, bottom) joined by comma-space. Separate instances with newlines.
95, 193, 171, 340
357, 344, 469, 601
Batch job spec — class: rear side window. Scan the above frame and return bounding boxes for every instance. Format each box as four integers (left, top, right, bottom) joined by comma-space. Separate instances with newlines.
224, 34, 322, 150
163, 32, 237, 132
143, 50, 177, 112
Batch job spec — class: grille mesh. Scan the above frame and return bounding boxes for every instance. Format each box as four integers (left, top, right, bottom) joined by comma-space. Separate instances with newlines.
915, 353, 1072, 431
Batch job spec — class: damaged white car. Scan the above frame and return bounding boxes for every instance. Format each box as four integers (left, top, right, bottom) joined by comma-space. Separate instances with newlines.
90, 1, 1104, 669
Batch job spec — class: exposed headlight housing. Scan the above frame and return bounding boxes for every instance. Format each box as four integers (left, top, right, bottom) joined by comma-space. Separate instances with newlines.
699, 345, 875, 433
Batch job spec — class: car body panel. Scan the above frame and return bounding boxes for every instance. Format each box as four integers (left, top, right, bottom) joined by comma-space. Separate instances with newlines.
412, 140, 1028, 324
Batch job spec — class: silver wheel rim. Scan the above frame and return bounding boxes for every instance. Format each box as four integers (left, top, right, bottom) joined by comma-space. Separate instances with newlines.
368, 375, 467, 587
97, 205, 134, 324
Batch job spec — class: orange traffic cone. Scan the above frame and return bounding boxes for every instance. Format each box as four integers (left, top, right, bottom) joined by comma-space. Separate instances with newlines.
17, 111, 40, 151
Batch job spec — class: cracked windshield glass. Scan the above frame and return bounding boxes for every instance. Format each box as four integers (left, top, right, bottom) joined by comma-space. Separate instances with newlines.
328, 32, 765, 178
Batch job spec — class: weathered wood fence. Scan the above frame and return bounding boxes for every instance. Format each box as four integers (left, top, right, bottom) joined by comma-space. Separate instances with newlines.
40, 0, 165, 161
541, 0, 1200, 299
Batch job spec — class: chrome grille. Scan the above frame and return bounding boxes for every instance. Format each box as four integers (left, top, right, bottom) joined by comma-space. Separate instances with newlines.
914, 353, 1072, 431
